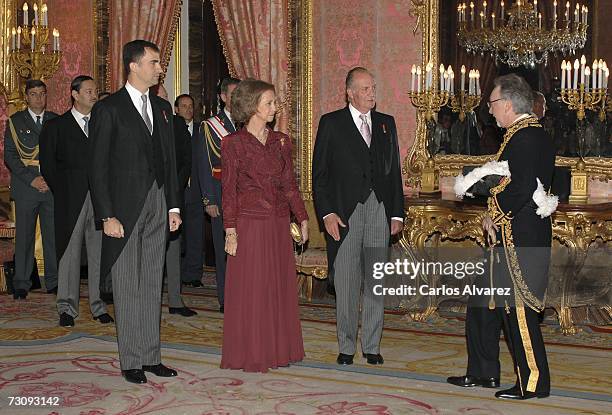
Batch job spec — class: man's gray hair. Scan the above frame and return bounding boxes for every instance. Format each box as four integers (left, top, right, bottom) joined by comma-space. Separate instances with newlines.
345, 67, 372, 90
493, 74, 534, 115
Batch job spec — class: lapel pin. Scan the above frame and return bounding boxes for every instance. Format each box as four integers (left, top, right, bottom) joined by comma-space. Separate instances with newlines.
382, 124, 387, 134
162, 110, 168, 123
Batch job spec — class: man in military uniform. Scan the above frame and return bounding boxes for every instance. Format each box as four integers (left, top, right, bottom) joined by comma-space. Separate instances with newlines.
4, 79, 58, 299
196, 77, 240, 313
448, 74, 556, 400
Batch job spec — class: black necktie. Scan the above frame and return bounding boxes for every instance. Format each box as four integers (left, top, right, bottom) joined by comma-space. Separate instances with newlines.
36, 115, 42, 128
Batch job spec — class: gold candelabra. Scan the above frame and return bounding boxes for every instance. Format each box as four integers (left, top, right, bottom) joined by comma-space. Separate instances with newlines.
9, 2, 61, 81
559, 56, 609, 121
449, 66, 482, 122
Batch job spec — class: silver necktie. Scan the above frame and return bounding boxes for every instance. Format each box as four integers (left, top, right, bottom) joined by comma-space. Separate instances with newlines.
82, 116, 89, 137
359, 114, 371, 147
141, 94, 153, 134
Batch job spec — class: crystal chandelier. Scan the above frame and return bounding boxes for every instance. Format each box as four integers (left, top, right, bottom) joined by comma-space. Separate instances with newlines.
457, 1, 588, 68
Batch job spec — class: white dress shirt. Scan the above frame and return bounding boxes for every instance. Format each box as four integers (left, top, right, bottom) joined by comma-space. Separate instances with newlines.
71, 107, 90, 136
124, 81, 179, 215
187, 120, 194, 136
28, 108, 45, 125
223, 107, 235, 130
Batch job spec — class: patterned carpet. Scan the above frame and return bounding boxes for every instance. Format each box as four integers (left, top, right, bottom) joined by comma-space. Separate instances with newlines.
0, 284, 610, 414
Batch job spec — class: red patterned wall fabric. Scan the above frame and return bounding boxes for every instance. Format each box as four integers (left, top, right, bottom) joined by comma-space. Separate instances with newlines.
46, 0, 96, 114
212, 0, 291, 134
106, 0, 181, 92
313, 0, 420, 190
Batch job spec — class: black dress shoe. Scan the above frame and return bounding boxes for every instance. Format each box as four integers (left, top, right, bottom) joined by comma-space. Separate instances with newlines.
169, 306, 197, 317
219, 305, 224, 313
59, 313, 75, 327
447, 375, 500, 388
336, 353, 354, 365
142, 363, 177, 377
495, 385, 549, 400
13, 289, 27, 300
185, 280, 203, 288
46, 287, 58, 294
122, 369, 147, 384
94, 313, 115, 324
362, 353, 384, 365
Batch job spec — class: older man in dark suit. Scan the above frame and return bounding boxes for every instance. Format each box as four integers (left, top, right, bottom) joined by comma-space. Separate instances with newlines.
312, 67, 404, 366
40, 75, 113, 328
4, 79, 58, 299
88, 40, 181, 384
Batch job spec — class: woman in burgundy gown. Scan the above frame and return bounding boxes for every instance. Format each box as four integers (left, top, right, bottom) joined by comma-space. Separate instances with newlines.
220, 79, 309, 372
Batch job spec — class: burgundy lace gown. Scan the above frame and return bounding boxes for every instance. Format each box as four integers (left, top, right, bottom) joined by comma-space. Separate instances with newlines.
220, 128, 308, 372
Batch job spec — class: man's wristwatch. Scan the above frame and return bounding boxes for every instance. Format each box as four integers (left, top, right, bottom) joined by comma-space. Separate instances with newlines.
202, 197, 210, 206
101, 217, 111, 222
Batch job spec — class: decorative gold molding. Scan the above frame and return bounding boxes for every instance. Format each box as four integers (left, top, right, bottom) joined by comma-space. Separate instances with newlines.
173, 15, 181, 98
298, 0, 313, 200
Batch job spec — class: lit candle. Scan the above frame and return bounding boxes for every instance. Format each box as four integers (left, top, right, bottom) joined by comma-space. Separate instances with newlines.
554, 0, 558, 28
416, 66, 422, 93
517, 0, 521, 19
480, 11, 484, 28
580, 55, 586, 86
439, 64, 445, 91
592, 60, 598, 89
461, 65, 466, 92
470, 70, 475, 95
501, 1, 505, 21
16, 26, 21, 49
605, 67, 609, 90
483, 1, 487, 17
574, 4, 579, 24
458, 5, 461, 23
561, 60, 566, 90
56, 29, 60, 51
585, 66, 590, 92
33, 3, 38, 26
470, 2, 475, 25
23, 3, 28, 26
539, 12, 542, 29
449, 66, 455, 95
584, 6, 588, 26
411, 65, 416, 92
42, 4, 47, 26
566, 61, 572, 89
565, 1, 570, 26
31, 27, 35, 51
443, 72, 449, 92
426, 62, 433, 91
573, 59, 579, 90
492, 12, 495, 30
476, 70, 481, 95
599, 59, 604, 89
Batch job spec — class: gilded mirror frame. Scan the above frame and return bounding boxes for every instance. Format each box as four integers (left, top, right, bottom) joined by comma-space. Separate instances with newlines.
403, 0, 612, 183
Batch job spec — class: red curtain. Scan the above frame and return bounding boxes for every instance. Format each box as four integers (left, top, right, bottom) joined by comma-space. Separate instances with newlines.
106, 0, 182, 92
211, 0, 291, 133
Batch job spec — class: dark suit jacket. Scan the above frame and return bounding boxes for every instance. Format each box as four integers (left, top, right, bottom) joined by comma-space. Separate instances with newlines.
88, 87, 180, 278
3, 109, 57, 201
172, 114, 192, 209
197, 110, 236, 207
312, 107, 404, 280
39, 110, 91, 263
183, 118, 203, 205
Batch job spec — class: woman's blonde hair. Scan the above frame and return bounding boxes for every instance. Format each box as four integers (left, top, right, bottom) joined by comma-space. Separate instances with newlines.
230, 78, 275, 124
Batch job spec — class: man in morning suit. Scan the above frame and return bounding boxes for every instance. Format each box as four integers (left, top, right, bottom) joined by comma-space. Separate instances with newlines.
197, 77, 240, 313
4, 79, 58, 299
154, 84, 197, 317
448, 74, 555, 400
312, 67, 404, 366
39, 75, 113, 328
88, 40, 182, 384
175, 93, 206, 288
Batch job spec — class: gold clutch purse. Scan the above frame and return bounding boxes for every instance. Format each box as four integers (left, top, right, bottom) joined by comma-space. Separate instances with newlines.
290, 222, 302, 243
